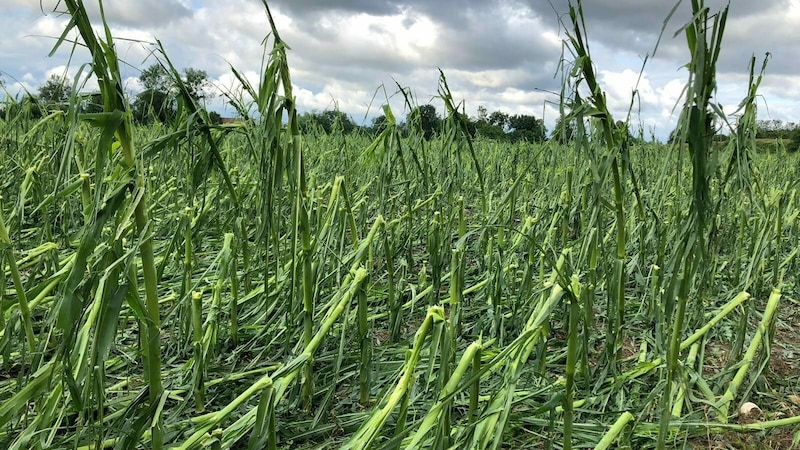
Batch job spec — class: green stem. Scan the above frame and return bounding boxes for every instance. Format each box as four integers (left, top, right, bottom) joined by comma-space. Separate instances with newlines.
0, 206, 36, 353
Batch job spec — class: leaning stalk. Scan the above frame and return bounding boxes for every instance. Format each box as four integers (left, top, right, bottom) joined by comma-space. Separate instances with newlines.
0, 204, 37, 353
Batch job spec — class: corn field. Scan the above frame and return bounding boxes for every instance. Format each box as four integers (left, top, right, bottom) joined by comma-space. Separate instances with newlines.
1, 0, 799, 449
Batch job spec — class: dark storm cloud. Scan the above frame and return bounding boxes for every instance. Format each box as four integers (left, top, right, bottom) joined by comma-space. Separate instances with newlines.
269, 0, 401, 17
267, 0, 793, 77
426, 4, 559, 71
35, 0, 193, 28
270, 0, 562, 77
525, 0, 795, 75
81, 0, 193, 28
283, 0, 794, 72
533, 0, 782, 45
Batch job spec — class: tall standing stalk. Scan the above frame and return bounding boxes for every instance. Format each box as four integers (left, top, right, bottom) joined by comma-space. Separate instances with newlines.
565, 1, 627, 369
56, 2, 165, 448
657, 1, 727, 448
245, 0, 318, 408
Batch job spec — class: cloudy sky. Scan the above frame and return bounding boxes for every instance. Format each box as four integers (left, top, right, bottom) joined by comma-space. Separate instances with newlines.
1, 0, 798, 140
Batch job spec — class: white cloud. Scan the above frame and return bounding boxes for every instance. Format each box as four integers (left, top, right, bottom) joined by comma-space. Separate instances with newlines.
600, 69, 658, 113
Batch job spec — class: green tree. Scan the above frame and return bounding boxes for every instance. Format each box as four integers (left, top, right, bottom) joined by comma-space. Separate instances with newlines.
322, 109, 355, 134
615, 120, 635, 145
79, 92, 104, 114
133, 88, 174, 124
183, 67, 211, 102
488, 110, 509, 129
448, 110, 477, 137
371, 114, 388, 135
299, 109, 355, 134
551, 116, 577, 144
477, 105, 488, 122
408, 104, 441, 140
474, 106, 507, 140
789, 127, 800, 152
140, 63, 171, 92
38, 74, 72, 109
208, 110, 222, 125
133, 64, 174, 124
132, 64, 212, 124
508, 114, 546, 143
756, 119, 797, 140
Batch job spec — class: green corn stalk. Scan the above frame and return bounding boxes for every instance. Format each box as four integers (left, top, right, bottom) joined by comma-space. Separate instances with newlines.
449, 246, 464, 337
471, 252, 569, 450
0, 201, 37, 354
672, 341, 700, 418
79, 173, 91, 224
457, 196, 466, 237
383, 231, 401, 342
436, 318, 454, 449
229, 238, 240, 347
341, 306, 444, 450
438, 70, 486, 216
357, 283, 371, 406
56, 2, 167, 446
469, 339, 482, 425
179, 267, 370, 450
716, 288, 781, 421
404, 339, 482, 449
563, 273, 581, 450
192, 291, 205, 412
428, 211, 442, 305
183, 208, 194, 340
565, 0, 627, 369
657, 1, 728, 447
594, 411, 634, 450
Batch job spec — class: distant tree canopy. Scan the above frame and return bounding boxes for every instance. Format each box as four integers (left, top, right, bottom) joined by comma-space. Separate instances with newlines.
371, 114, 388, 134
79, 92, 104, 114
792, 129, 800, 152
474, 106, 507, 140
1, 94, 43, 120
182, 67, 212, 101
407, 104, 441, 140
551, 116, 577, 144
508, 114, 546, 143
473, 105, 546, 143
133, 64, 174, 124
755, 119, 798, 140
448, 110, 477, 137
755, 119, 800, 152
132, 63, 213, 124
299, 109, 356, 134
133, 89, 174, 124
38, 74, 72, 109
668, 118, 800, 151
208, 110, 222, 125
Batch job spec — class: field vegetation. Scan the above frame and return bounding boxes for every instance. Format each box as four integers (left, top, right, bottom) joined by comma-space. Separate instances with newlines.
1, 0, 799, 449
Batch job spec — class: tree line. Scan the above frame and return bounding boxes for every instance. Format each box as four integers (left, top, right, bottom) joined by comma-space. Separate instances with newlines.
9, 70, 794, 148
2, 69, 581, 144
300, 104, 552, 143
0, 64, 220, 124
